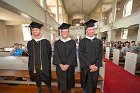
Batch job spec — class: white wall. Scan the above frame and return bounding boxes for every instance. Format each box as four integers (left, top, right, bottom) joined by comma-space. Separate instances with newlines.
2, 0, 46, 23
115, 27, 138, 42
6, 25, 25, 46
0, 20, 8, 47
69, 26, 85, 39
6, 25, 51, 46
41, 26, 51, 41
137, 24, 140, 42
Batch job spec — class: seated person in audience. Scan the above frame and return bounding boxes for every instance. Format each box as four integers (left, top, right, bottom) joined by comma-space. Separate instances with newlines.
110, 43, 117, 55
22, 45, 29, 56
121, 41, 130, 56
130, 41, 137, 52
116, 41, 121, 49
117, 43, 122, 49
10, 43, 23, 56
19, 43, 23, 49
134, 41, 140, 54
105, 42, 110, 47
120, 43, 125, 49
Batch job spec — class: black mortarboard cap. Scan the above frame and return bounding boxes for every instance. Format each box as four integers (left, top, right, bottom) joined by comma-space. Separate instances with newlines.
58, 23, 71, 30
85, 19, 98, 28
29, 22, 43, 29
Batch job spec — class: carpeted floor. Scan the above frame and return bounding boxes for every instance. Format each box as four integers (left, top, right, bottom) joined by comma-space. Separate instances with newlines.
103, 58, 140, 93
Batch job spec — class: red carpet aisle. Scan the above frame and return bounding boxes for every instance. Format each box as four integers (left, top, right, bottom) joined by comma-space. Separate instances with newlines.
103, 58, 140, 93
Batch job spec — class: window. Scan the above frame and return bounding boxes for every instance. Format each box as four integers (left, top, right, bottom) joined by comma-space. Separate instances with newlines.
46, 0, 68, 23
121, 29, 128, 39
22, 24, 32, 41
46, 0, 57, 20
35, 0, 44, 7
123, 0, 133, 17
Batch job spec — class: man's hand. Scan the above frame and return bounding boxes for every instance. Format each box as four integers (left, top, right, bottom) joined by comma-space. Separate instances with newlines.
63, 64, 70, 71
59, 64, 69, 71
59, 64, 64, 70
89, 64, 98, 72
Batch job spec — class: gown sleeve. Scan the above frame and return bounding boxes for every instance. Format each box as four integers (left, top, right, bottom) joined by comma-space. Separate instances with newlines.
53, 41, 62, 65
95, 40, 103, 67
66, 41, 77, 66
46, 40, 52, 63
79, 40, 91, 68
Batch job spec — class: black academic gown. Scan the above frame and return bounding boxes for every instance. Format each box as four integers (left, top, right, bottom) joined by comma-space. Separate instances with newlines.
79, 37, 103, 93
53, 39, 77, 91
27, 39, 52, 87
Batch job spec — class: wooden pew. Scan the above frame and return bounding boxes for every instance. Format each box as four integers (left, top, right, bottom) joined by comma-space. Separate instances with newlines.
0, 69, 103, 82
0, 56, 104, 92
0, 69, 104, 92
0, 51, 10, 57
0, 69, 104, 91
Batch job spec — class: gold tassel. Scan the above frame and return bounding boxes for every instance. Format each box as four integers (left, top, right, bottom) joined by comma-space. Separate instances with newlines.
33, 41, 36, 73
33, 40, 43, 73
40, 41, 43, 71
34, 68, 36, 73
41, 65, 43, 71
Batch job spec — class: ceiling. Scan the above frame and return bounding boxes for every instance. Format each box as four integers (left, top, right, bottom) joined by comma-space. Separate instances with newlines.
62, 0, 100, 15
96, 0, 119, 12
0, 7, 30, 25
62, 0, 121, 20
0, 0, 122, 25
62, 0, 100, 19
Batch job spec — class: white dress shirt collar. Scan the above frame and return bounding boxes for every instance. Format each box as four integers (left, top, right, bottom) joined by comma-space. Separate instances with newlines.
86, 36, 95, 40
60, 37, 71, 42
34, 37, 45, 42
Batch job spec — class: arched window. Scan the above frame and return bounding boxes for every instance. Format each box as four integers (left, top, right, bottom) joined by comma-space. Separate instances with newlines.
123, 0, 133, 17
121, 29, 128, 39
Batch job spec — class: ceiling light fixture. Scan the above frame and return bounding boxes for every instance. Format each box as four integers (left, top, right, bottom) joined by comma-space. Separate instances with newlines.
80, 0, 85, 25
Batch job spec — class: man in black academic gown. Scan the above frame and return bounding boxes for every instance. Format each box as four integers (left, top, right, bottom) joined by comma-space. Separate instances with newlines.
27, 22, 52, 93
79, 19, 103, 93
53, 23, 77, 93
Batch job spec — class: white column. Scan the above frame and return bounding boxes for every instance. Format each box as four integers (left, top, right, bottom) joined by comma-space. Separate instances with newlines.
40, 0, 46, 9
56, 0, 59, 24
112, 0, 117, 21
98, 4, 103, 28
137, 24, 140, 42
107, 30, 116, 42
107, 0, 117, 42
97, 32, 102, 39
